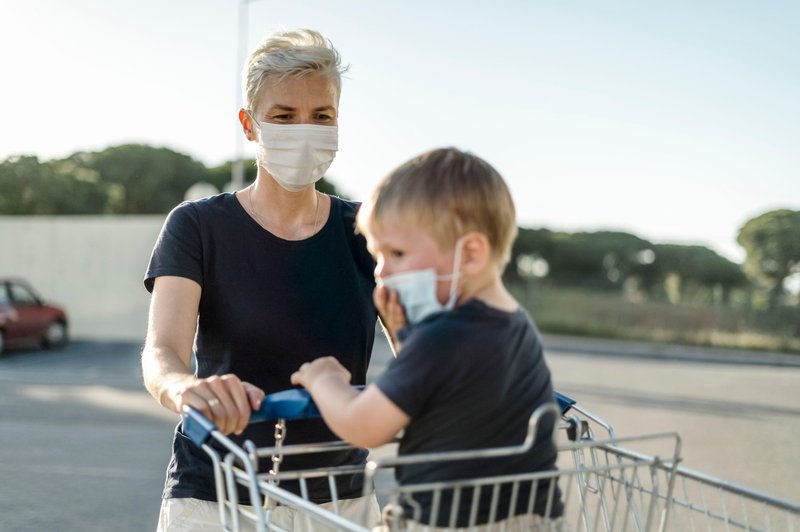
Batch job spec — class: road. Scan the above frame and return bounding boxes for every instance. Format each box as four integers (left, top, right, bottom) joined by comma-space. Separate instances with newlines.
0, 336, 798, 531
541, 336, 800, 502
0, 341, 176, 532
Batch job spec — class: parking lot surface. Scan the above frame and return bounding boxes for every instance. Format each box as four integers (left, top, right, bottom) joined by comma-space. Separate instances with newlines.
1, 336, 797, 531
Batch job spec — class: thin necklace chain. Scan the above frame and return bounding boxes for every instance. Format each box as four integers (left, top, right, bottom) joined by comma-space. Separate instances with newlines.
247, 185, 321, 236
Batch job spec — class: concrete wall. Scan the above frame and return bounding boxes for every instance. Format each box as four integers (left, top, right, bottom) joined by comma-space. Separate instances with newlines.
0, 216, 166, 341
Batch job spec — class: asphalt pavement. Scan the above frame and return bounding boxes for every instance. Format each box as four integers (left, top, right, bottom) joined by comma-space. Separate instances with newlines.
1, 335, 797, 531
542, 333, 800, 367
0, 341, 175, 532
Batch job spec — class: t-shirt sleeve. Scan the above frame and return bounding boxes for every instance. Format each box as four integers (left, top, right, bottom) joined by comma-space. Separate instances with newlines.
143, 202, 203, 293
353, 230, 376, 280
375, 324, 452, 418
340, 199, 376, 280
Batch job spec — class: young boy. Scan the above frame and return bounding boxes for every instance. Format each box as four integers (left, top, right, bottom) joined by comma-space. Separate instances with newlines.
291, 147, 564, 530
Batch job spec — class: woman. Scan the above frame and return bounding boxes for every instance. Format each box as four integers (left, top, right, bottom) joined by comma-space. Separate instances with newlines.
142, 29, 382, 531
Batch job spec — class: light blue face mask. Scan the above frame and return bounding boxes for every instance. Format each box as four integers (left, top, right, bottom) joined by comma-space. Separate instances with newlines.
380, 239, 464, 325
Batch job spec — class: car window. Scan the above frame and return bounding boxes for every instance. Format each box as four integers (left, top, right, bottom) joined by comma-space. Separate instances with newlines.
9, 283, 39, 304
0, 284, 9, 305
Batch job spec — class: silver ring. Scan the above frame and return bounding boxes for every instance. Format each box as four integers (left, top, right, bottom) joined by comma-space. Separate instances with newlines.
208, 398, 220, 408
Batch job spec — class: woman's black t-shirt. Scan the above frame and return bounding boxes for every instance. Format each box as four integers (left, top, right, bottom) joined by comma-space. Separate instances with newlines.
144, 192, 377, 503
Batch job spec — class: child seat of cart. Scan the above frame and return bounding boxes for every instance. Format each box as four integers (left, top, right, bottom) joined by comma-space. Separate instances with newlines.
182, 388, 583, 530
181, 389, 799, 531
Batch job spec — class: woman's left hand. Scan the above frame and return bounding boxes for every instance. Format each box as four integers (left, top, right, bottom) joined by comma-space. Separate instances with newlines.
291, 356, 351, 389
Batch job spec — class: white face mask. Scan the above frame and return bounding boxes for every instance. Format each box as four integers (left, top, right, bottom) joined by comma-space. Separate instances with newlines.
380, 239, 464, 325
253, 120, 338, 192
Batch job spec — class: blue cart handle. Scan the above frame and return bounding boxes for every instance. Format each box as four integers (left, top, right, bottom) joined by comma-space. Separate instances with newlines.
185, 388, 577, 447
555, 391, 576, 414
250, 388, 321, 423
183, 387, 343, 447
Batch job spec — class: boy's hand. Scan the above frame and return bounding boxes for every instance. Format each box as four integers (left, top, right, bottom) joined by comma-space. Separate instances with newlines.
290, 359, 409, 448
291, 356, 351, 389
374, 284, 407, 348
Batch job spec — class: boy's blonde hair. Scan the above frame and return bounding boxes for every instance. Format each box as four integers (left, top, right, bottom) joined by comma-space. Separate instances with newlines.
358, 147, 518, 268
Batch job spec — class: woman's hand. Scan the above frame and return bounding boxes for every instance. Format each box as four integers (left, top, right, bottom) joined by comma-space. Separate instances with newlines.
168, 374, 264, 436
291, 356, 351, 390
373, 284, 407, 353
142, 276, 265, 436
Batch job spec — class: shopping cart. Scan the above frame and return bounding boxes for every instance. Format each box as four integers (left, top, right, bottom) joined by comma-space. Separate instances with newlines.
559, 395, 800, 531
183, 389, 800, 531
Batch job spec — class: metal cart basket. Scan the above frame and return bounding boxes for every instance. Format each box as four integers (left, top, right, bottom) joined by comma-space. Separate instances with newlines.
183, 389, 799, 531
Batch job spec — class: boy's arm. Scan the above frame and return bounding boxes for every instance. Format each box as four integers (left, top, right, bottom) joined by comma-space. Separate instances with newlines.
291, 357, 409, 448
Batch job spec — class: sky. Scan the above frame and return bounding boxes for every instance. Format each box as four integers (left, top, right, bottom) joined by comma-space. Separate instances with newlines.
2, 0, 798, 263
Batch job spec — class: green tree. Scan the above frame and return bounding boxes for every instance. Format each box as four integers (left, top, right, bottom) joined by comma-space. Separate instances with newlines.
0, 155, 109, 214
0, 155, 43, 214
651, 244, 747, 303
1, 146, 350, 215
737, 209, 800, 308
506, 228, 556, 284
206, 160, 259, 191
507, 227, 748, 302
84, 144, 209, 214
555, 231, 656, 289
509, 229, 656, 290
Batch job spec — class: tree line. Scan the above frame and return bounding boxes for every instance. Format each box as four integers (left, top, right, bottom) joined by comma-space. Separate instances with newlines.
0, 144, 339, 215
2, 144, 798, 308
504, 212, 799, 311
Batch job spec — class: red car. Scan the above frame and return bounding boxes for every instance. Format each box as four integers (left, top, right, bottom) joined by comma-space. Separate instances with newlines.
0, 278, 68, 356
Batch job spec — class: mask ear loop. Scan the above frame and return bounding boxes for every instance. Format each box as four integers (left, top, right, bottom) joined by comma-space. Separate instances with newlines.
245, 110, 260, 140
443, 237, 465, 310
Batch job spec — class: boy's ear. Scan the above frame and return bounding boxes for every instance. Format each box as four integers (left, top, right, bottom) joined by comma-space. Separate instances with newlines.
459, 232, 491, 275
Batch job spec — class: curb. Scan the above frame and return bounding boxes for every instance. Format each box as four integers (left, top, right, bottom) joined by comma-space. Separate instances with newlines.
542, 333, 800, 368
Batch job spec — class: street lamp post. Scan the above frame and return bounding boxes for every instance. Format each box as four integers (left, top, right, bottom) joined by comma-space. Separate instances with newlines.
230, 0, 252, 191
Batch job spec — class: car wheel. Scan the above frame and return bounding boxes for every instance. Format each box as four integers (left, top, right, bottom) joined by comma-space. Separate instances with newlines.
0, 330, 4, 357
43, 321, 68, 349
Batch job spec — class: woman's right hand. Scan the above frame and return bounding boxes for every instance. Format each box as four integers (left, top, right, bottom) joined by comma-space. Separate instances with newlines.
168, 373, 264, 436
143, 277, 264, 436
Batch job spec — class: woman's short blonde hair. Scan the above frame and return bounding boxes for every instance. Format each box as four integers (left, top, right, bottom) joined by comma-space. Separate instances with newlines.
357, 148, 518, 268
243, 28, 347, 113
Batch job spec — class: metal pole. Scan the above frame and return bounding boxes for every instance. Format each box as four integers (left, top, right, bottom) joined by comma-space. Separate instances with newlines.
231, 0, 248, 191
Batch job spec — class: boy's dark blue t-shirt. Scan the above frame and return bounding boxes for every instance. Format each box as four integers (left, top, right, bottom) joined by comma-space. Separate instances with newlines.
376, 299, 563, 525
144, 192, 377, 504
